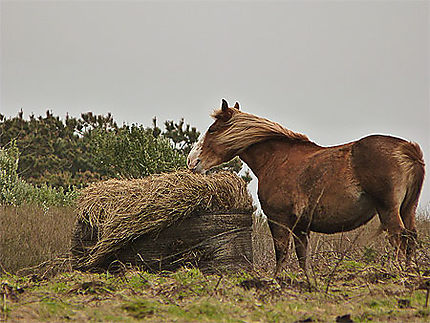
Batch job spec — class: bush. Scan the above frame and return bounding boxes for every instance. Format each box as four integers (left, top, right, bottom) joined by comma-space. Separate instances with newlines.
91, 124, 186, 178
0, 142, 20, 204
0, 143, 77, 207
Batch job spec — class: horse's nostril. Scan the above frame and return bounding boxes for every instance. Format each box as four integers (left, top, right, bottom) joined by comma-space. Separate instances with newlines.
190, 159, 201, 173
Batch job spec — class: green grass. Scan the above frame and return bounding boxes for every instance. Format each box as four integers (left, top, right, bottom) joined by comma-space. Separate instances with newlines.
2, 265, 430, 322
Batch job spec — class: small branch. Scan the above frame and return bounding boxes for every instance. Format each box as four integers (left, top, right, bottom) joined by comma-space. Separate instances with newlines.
325, 231, 362, 294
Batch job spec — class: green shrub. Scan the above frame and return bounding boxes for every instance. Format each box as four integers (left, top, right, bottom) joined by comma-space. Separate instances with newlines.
0, 142, 20, 205
91, 124, 186, 178
0, 143, 77, 206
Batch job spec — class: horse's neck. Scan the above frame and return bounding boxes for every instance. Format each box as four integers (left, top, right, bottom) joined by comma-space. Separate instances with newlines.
239, 139, 317, 179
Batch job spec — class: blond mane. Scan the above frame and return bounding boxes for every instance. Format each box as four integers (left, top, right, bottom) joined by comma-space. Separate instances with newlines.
211, 109, 309, 152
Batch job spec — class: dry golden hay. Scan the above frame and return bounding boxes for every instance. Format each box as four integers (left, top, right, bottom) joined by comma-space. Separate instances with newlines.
72, 170, 254, 270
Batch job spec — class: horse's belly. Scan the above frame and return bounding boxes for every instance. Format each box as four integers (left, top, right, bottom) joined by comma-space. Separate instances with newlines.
309, 192, 377, 234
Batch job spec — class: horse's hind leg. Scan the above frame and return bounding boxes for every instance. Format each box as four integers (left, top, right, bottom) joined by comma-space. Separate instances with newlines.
376, 205, 405, 256
400, 194, 420, 265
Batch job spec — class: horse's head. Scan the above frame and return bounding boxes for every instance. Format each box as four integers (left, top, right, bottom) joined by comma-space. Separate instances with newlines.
187, 99, 240, 173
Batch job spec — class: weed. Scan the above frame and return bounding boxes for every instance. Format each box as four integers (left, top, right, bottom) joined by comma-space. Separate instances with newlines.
416, 308, 430, 318
122, 299, 159, 319
363, 246, 378, 263
38, 299, 74, 321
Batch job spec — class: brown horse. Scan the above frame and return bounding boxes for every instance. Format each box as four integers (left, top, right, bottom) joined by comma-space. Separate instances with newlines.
188, 99, 425, 272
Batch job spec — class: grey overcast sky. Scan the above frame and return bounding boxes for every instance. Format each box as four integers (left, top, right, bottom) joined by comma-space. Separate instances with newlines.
1, 1, 429, 207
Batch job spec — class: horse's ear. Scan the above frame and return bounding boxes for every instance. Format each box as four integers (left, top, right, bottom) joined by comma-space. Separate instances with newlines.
221, 99, 229, 111
234, 102, 240, 110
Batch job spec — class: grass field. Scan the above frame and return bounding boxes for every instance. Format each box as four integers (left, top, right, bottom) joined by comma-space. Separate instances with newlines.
1, 204, 430, 322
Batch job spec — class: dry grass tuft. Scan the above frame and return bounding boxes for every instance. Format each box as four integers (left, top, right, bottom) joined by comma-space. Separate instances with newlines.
0, 204, 76, 274
72, 170, 254, 270
252, 212, 430, 277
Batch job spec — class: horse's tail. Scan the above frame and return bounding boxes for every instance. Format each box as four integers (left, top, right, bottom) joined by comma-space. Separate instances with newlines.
397, 141, 425, 227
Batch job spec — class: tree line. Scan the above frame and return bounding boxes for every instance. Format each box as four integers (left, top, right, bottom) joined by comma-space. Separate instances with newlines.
0, 110, 249, 190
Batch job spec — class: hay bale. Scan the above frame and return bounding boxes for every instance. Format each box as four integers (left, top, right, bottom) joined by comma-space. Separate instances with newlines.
71, 170, 254, 273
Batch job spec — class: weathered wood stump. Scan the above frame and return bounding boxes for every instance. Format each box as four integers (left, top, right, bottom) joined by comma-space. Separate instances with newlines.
71, 211, 253, 273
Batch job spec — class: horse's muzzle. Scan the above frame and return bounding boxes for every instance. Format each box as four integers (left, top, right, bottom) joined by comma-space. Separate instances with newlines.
191, 159, 206, 174
188, 158, 201, 173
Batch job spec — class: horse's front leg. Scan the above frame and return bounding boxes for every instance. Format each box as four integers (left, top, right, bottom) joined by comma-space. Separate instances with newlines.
267, 217, 291, 276
293, 229, 309, 270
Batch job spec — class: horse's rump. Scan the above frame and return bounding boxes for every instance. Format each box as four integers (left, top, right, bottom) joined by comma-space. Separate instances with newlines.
395, 141, 425, 220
